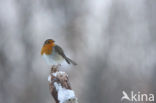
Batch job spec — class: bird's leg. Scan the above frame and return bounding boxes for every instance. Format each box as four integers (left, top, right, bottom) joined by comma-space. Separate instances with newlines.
50, 65, 54, 73
51, 65, 56, 73
50, 64, 61, 73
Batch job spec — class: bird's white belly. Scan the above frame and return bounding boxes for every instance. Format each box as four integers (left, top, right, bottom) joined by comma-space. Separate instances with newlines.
42, 52, 64, 65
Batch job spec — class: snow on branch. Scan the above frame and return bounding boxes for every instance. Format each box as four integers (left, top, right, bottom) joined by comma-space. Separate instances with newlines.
48, 66, 78, 103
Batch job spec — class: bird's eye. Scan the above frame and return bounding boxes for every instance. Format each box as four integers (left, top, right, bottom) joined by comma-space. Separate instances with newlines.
45, 40, 49, 44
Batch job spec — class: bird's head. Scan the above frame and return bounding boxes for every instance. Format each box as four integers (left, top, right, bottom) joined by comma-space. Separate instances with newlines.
41, 39, 55, 55
44, 39, 55, 45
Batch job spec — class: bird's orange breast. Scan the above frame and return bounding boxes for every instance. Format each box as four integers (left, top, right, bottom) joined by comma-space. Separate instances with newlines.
41, 43, 55, 55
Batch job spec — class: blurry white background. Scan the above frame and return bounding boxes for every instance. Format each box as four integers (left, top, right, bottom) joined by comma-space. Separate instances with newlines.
0, 0, 156, 103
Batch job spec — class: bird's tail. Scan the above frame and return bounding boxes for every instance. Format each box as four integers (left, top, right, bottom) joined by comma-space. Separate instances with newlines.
65, 57, 77, 65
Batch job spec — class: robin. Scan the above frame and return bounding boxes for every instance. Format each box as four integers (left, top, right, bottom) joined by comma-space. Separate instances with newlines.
41, 39, 77, 66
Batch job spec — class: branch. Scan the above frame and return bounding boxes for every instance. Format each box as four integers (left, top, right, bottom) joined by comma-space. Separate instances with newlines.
48, 66, 78, 103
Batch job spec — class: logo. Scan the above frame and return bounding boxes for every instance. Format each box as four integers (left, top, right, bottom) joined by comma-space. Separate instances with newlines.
121, 91, 154, 102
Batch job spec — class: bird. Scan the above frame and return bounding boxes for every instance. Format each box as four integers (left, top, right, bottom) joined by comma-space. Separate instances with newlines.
41, 39, 77, 66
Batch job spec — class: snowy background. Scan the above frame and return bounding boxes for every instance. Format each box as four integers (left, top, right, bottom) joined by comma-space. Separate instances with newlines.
0, 0, 156, 103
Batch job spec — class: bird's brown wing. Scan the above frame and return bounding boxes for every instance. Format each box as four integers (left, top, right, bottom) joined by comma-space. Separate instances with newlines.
54, 45, 70, 64
54, 45, 77, 65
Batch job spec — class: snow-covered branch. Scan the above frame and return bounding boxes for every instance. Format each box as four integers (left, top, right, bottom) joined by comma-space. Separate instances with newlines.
48, 66, 78, 103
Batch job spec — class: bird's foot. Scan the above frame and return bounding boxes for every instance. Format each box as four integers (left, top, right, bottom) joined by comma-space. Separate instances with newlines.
50, 64, 61, 73
51, 65, 58, 73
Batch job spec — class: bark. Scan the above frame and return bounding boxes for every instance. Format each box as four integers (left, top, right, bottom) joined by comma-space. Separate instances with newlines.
48, 66, 78, 103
